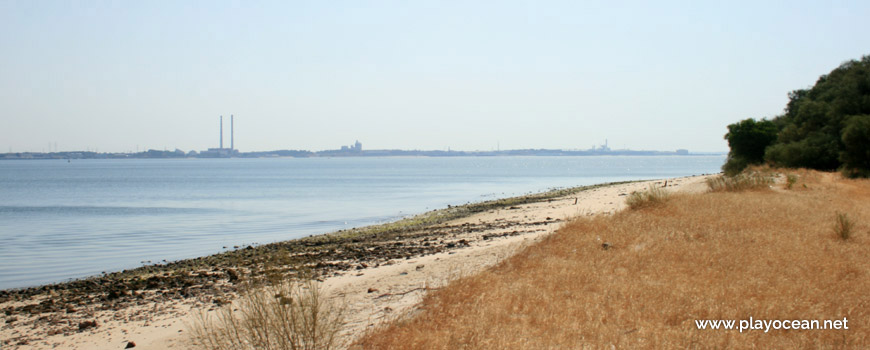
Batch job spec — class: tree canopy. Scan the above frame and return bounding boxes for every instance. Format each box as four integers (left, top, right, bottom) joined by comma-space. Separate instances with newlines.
722, 118, 778, 175
723, 55, 870, 177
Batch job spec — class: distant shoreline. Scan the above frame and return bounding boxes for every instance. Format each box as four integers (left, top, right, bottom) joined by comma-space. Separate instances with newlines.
1, 150, 726, 160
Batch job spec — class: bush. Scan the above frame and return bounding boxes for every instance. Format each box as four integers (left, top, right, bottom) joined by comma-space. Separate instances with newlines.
189, 279, 346, 350
721, 156, 750, 177
764, 132, 841, 171
625, 185, 670, 210
722, 118, 778, 175
786, 174, 798, 190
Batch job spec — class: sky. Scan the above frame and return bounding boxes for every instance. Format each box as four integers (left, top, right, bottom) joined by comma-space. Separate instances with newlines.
1, 1, 869, 153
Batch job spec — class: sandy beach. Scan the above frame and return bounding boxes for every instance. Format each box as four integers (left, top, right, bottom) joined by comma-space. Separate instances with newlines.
1, 175, 713, 349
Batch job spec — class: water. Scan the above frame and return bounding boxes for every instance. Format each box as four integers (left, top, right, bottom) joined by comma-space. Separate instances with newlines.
0, 156, 724, 289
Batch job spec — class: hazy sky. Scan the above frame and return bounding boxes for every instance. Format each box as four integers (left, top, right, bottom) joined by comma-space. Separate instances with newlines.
2, 1, 869, 153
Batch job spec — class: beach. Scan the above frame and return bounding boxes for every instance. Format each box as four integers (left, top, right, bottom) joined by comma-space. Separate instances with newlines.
0, 175, 713, 349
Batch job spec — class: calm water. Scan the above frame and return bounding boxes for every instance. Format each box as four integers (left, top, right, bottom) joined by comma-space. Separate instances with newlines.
0, 156, 724, 289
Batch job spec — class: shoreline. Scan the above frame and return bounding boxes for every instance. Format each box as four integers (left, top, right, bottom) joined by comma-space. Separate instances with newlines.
0, 174, 715, 349
0, 179, 636, 295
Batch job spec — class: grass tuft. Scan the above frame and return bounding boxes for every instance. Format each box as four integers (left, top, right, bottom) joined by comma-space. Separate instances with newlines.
625, 185, 670, 210
786, 174, 799, 189
189, 279, 346, 350
834, 211, 855, 240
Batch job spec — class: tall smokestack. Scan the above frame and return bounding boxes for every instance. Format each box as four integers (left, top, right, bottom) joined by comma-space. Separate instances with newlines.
231, 115, 234, 151
220, 115, 224, 149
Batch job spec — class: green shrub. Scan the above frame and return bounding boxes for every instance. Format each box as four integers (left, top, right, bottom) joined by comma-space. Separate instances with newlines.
786, 174, 798, 190
722, 118, 778, 175
840, 115, 870, 178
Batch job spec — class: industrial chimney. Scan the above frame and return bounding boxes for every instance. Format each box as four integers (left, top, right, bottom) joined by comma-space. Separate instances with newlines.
220, 115, 224, 149
231, 115, 234, 151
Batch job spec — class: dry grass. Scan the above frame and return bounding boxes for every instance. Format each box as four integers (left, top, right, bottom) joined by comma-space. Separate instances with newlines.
354, 171, 870, 349
189, 279, 346, 350
706, 171, 775, 192
835, 212, 856, 240
625, 185, 670, 210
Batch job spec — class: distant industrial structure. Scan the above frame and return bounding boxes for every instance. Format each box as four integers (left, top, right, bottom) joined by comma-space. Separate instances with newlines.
0, 131, 716, 160
341, 140, 363, 153
316, 140, 363, 157
200, 115, 238, 157
589, 139, 611, 153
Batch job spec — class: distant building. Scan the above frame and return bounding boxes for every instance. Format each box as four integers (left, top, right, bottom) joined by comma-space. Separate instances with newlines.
676, 149, 689, 155
201, 148, 233, 158
340, 140, 363, 153
588, 139, 611, 153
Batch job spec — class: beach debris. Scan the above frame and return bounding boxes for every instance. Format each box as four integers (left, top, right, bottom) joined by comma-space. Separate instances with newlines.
125, 340, 137, 348
416, 264, 425, 271
225, 268, 240, 282
601, 242, 612, 250
78, 320, 98, 331
367, 287, 378, 293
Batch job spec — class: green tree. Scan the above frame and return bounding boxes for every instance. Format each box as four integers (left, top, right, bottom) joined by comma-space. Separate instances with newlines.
765, 55, 870, 174
722, 118, 778, 175
840, 115, 870, 177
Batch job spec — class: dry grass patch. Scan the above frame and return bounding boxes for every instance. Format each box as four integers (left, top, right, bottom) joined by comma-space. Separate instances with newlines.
706, 171, 775, 192
355, 171, 870, 349
189, 279, 346, 350
625, 185, 670, 210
